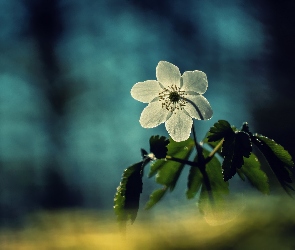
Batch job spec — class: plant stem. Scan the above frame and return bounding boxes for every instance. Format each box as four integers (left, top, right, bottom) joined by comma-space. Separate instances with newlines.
192, 124, 213, 192
166, 138, 224, 167
191, 122, 213, 204
165, 155, 197, 166
209, 139, 224, 157
192, 122, 204, 162
205, 138, 224, 163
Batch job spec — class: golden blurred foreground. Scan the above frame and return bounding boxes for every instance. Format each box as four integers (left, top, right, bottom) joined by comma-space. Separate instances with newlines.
1, 195, 295, 250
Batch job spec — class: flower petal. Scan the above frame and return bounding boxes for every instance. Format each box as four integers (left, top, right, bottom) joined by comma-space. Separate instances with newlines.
182, 70, 208, 94
165, 109, 193, 142
183, 95, 213, 120
140, 101, 169, 128
131, 80, 162, 103
156, 61, 181, 88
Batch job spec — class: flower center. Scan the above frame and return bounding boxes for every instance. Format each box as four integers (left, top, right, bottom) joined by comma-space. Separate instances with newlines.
169, 91, 180, 103
158, 84, 187, 113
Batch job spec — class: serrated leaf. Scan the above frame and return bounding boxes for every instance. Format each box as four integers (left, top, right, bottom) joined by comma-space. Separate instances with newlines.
237, 153, 269, 194
149, 135, 169, 159
222, 131, 252, 181
202, 131, 222, 155
255, 134, 294, 167
114, 160, 148, 225
252, 134, 294, 195
198, 149, 229, 214
186, 156, 203, 199
114, 188, 126, 223
145, 187, 168, 210
207, 120, 233, 142
154, 138, 195, 191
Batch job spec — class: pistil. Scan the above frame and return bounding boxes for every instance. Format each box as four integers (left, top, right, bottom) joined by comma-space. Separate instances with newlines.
158, 84, 187, 113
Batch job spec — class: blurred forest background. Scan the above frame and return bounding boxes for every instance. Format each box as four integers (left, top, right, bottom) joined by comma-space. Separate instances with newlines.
0, 0, 294, 226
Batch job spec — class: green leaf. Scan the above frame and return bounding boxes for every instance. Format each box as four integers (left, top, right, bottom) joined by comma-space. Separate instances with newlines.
207, 120, 233, 142
149, 159, 163, 178
154, 138, 195, 190
222, 131, 252, 181
237, 153, 269, 194
205, 122, 252, 181
145, 187, 168, 210
186, 156, 203, 199
114, 187, 126, 224
148, 137, 194, 178
149, 135, 169, 159
114, 160, 148, 225
145, 138, 194, 209
252, 134, 294, 195
198, 149, 229, 214
255, 134, 294, 168
156, 162, 184, 191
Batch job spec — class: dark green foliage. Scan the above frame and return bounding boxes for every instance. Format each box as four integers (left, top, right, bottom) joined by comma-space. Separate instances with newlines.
149, 135, 169, 159
237, 153, 269, 194
240, 122, 294, 194
114, 160, 148, 225
148, 159, 163, 178
186, 158, 203, 199
185, 146, 230, 216
255, 134, 294, 168
251, 134, 294, 195
221, 131, 252, 181
114, 120, 294, 226
145, 138, 195, 208
198, 149, 229, 214
202, 132, 222, 155
207, 120, 233, 142
148, 138, 194, 179
207, 120, 252, 181
145, 187, 168, 210
186, 149, 230, 206
151, 138, 195, 190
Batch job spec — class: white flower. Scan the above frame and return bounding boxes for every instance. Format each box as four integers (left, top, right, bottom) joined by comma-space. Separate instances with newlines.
131, 61, 213, 142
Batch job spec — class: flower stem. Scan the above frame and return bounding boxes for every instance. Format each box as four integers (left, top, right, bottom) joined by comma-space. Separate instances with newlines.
192, 122, 204, 163
191, 122, 213, 204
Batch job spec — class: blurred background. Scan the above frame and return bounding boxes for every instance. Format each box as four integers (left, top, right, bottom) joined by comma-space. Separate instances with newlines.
0, 0, 294, 227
